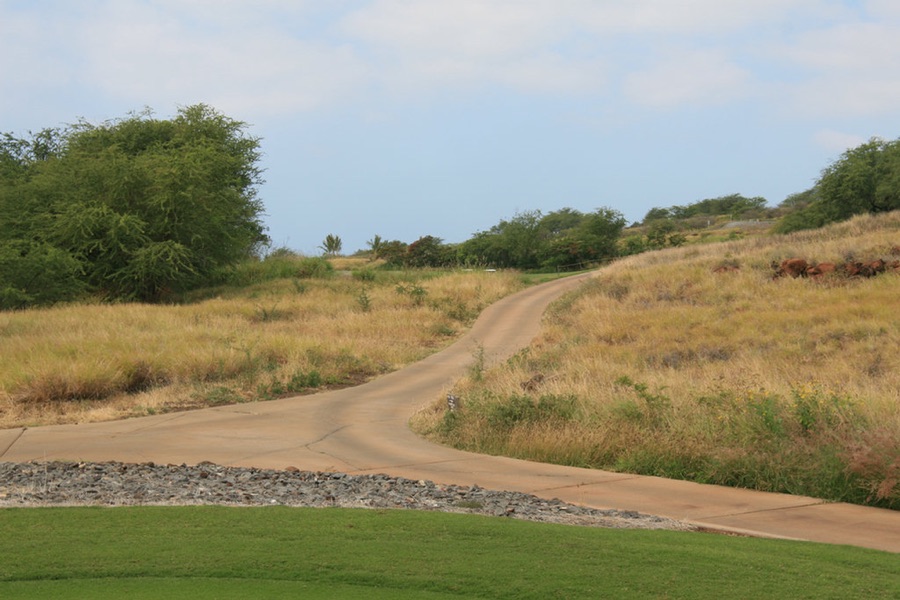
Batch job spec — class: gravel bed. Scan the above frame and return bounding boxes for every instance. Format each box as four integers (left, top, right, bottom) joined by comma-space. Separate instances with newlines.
0, 461, 693, 531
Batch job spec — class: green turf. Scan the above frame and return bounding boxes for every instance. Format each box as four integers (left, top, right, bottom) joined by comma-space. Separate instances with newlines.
0, 578, 462, 599
0, 506, 896, 599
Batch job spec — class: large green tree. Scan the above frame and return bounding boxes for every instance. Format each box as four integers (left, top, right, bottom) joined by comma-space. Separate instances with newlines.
775, 137, 900, 233
405, 235, 453, 267
0, 105, 268, 306
460, 210, 545, 269
459, 207, 625, 270
542, 207, 626, 267
817, 137, 900, 221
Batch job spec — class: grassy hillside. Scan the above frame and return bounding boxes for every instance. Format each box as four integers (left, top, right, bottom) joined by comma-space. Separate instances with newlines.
0, 265, 524, 428
414, 211, 900, 509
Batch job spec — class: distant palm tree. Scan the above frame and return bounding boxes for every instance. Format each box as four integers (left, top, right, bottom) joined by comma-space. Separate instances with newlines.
320, 234, 342, 256
367, 234, 384, 259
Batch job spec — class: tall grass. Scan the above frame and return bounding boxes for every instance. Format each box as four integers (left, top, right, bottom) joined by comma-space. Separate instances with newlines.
0, 265, 523, 428
414, 211, 900, 509
212, 254, 335, 287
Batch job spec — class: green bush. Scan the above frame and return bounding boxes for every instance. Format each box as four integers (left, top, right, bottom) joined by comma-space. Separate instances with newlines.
614, 376, 671, 427
791, 386, 856, 435
258, 370, 324, 399
221, 255, 333, 286
352, 268, 377, 282
486, 394, 578, 430
395, 282, 427, 305
294, 257, 334, 279
0, 241, 85, 309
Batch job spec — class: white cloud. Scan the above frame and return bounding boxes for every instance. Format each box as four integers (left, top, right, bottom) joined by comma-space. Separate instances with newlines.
146, 0, 326, 29
341, 1, 566, 58
497, 53, 607, 94
0, 10, 74, 88
574, 0, 833, 35
785, 77, 900, 118
774, 23, 900, 72
624, 50, 751, 108
339, 1, 604, 95
766, 21, 900, 117
341, 0, 829, 42
3, 0, 899, 123
864, 0, 900, 19
336, 0, 826, 102
812, 130, 868, 154
65, 1, 366, 117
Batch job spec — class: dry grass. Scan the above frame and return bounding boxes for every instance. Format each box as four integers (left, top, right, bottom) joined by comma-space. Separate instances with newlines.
0, 269, 524, 428
414, 211, 900, 508
327, 256, 381, 270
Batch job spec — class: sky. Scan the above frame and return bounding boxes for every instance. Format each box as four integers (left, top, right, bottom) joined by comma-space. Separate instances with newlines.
3, 1, 900, 254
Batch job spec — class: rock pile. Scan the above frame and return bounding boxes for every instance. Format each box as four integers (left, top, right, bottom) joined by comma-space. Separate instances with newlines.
0, 461, 692, 531
771, 256, 900, 279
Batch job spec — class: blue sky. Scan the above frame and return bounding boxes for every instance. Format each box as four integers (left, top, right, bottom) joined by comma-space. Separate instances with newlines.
3, 1, 900, 254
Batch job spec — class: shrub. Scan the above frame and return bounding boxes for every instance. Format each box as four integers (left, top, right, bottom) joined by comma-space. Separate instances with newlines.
352, 269, 377, 282
486, 394, 578, 430
614, 376, 671, 428
395, 282, 427, 305
0, 241, 85, 309
845, 427, 900, 507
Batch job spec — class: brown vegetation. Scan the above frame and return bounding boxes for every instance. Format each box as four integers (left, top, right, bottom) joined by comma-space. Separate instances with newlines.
0, 268, 524, 428
414, 211, 900, 509
711, 264, 740, 274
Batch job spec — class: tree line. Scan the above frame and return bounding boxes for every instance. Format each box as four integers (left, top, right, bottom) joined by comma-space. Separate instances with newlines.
360, 206, 627, 270
358, 192, 774, 269
642, 193, 769, 224
359, 131, 900, 268
3, 103, 898, 310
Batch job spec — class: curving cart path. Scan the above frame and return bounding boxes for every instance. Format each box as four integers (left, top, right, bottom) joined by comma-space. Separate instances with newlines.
1, 273, 898, 553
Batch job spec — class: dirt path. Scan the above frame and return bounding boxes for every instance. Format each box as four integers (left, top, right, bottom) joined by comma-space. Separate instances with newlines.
1, 273, 898, 552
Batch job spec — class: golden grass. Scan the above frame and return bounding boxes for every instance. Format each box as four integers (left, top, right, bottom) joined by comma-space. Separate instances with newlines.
413, 211, 900, 507
0, 270, 524, 428
327, 256, 380, 270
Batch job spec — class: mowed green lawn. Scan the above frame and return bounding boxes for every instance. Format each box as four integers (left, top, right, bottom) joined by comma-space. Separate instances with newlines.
0, 506, 896, 599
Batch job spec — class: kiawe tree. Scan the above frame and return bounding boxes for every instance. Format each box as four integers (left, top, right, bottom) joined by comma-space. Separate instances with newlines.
543, 207, 626, 267
460, 210, 544, 269
817, 137, 900, 221
405, 235, 451, 267
459, 207, 626, 270
775, 137, 900, 233
0, 105, 268, 306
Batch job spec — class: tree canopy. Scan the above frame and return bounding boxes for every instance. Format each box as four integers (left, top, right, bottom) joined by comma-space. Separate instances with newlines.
642, 193, 768, 224
0, 105, 268, 307
817, 137, 900, 220
457, 207, 626, 270
775, 137, 900, 233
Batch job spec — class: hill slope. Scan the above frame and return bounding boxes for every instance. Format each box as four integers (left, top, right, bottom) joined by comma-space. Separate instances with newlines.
415, 211, 900, 509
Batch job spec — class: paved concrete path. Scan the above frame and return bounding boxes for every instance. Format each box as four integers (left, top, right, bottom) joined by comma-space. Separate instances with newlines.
2, 273, 898, 553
